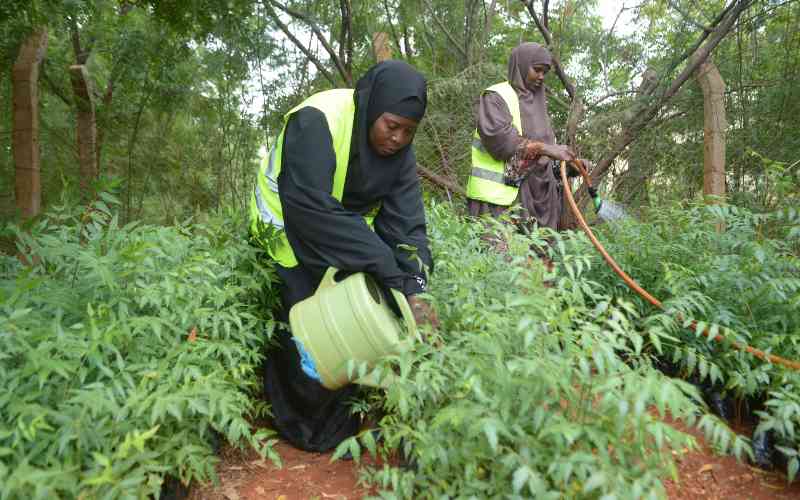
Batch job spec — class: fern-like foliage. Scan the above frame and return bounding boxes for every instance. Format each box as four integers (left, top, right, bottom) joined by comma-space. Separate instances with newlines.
338, 203, 745, 498
575, 201, 800, 478
0, 193, 281, 499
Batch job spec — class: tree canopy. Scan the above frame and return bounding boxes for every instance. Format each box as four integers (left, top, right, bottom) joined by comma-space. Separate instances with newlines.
1, 0, 797, 221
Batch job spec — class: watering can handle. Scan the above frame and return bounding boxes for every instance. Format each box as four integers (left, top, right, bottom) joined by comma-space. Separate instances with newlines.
318, 267, 418, 338
390, 288, 418, 339
318, 267, 340, 291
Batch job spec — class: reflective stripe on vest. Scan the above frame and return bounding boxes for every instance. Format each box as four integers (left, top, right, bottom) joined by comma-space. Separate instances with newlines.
249, 89, 357, 268
466, 82, 523, 207
470, 167, 505, 184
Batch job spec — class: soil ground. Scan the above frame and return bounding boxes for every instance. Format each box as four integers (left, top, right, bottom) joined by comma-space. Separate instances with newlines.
188, 440, 379, 500
189, 421, 800, 500
662, 418, 800, 500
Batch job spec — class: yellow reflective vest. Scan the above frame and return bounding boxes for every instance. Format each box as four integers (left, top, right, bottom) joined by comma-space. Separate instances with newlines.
249, 89, 375, 268
465, 82, 523, 206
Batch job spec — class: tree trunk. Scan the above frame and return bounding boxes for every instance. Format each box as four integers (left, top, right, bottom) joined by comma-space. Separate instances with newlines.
696, 61, 727, 203
12, 29, 48, 220
70, 64, 98, 201
372, 32, 392, 62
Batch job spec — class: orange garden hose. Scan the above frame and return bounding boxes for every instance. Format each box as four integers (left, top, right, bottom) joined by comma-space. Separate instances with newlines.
559, 160, 800, 372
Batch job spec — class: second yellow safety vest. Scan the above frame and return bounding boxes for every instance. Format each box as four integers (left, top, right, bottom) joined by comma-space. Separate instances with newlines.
465, 81, 523, 206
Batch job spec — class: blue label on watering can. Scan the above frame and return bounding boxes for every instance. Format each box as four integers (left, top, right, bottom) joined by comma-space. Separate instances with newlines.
293, 337, 322, 382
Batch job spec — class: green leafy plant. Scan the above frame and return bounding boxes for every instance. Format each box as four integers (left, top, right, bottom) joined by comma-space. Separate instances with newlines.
0, 193, 280, 499
578, 201, 800, 477
336, 202, 745, 498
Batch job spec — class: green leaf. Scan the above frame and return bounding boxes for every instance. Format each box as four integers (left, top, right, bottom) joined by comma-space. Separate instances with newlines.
512, 465, 530, 493
483, 420, 499, 453
789, 458, 799, 481
583, 472, 606, 493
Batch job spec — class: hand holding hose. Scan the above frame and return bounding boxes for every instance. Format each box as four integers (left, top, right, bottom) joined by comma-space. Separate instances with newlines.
541, 144, 576, 162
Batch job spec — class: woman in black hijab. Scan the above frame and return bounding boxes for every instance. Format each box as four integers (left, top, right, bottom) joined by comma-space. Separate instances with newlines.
258, 61, 437, 452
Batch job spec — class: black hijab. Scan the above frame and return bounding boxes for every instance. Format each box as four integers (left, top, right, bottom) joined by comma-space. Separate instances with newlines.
344, 61, 427, 209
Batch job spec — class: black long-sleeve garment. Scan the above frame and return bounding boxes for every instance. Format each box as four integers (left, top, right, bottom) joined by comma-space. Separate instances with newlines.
263, 106, 432, 453
278, 107, 432, 296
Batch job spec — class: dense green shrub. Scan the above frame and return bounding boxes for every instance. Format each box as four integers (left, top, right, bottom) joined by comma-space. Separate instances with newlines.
578, 202, 800, 477
340, 204, 747, 499
0, 194, 280, 499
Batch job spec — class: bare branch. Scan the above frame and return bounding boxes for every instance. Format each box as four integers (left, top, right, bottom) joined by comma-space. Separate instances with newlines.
588, 90, 639, 108
339, 0, 353, 79
543, 0, 550, 29
545, 86, 570, 110
668, 0, 713, 32
659, 0, 738, 85
591, 0, 755, 184
417, 162, 466, 197
381, 0, 406, 59
483, 0, 499, 46
565, 96, 585, 149
522, 0, 552, 45
421, 0, 469, 62
41, 63, 72, 106
402, 26, 413, 58
269, 0, 352, 85
263, 1, 336, 86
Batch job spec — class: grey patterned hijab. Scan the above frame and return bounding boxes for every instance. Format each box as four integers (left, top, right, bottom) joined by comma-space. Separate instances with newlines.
510, 43, 563, 230
507, 42, 556, 146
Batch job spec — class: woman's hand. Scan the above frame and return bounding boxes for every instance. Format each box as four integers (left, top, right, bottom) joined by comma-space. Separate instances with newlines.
540, 144, 576, 162
521, 140, 543, 160
406, 295, 440, 330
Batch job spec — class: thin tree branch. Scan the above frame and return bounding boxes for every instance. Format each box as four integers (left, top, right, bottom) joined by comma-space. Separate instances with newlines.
268, 0, 351, 85
668, 0, 713, 32
545, 86, 570, 110
417, 162, 466, 197
483, 0, 499, 52
381, 0, 406, 59
41, 64, 72, 106
421, 0, 469, 62
339, 0, 353, 79
588, 89, 639, 108
543, 0, 550, 29
524, 0, 551, 45
591, 0, 754, 184
263, 1, 336, 85
657, 0, 738, 90
402, 26, 413, 58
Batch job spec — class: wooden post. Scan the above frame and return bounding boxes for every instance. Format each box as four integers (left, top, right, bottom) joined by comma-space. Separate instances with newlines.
696, 61, 727, 202
696, 61, 726, 231
12, 28, 48, 220
372, 32, 392, 62
70, 64, 98, 200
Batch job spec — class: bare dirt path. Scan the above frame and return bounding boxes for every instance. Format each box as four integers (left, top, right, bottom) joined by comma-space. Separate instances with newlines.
189, 440, 378, 500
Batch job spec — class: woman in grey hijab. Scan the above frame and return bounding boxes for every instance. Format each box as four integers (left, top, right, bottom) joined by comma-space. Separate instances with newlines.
468, 42, 585, 232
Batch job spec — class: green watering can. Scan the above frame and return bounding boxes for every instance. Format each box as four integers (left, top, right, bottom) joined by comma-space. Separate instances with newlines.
289, 267, 417, 390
